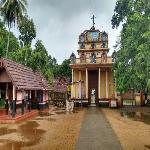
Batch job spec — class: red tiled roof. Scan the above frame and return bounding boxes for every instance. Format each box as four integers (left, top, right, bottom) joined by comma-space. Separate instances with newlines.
53, 78, 67, 93
35, 71, 51, 90
0, 58, 51, 90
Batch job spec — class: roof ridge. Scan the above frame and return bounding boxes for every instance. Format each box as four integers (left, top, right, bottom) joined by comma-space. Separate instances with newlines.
2, 58, 33, 71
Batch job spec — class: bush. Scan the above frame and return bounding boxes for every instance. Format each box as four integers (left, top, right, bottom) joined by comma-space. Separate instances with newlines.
0, 98, 5, 108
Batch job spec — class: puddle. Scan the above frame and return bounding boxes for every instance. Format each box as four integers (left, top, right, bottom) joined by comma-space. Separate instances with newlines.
73, 110, 79, 114
35, 117, 56, 122
145, 145, 150, 149
0, 121, 45, 150
121, 111, 150, 125
55, 111, 66, 115
39, 111, 54, 117
54, 107, 66, 111
0, 127, 16, 136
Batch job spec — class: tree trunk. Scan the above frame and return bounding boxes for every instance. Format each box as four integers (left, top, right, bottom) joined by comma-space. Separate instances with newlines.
6, 27, 11, 59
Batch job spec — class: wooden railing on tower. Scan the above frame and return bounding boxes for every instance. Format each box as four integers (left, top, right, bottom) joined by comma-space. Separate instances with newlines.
76, 57, 113, 64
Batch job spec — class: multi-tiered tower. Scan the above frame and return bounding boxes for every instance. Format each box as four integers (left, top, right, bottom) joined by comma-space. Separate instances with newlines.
70, 17, 115, 105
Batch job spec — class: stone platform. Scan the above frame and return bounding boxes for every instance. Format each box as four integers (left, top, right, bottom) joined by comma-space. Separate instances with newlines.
0, 110, 39, 124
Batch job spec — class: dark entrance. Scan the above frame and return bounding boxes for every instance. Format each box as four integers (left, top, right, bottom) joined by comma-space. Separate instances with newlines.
88, 70, 98, 104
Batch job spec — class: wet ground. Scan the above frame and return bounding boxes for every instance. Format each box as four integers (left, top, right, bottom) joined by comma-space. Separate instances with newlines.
0, 106, 149, 150
0, 121, 45, 150
102, 107, 150, 150
0, 106, 84, 150
120, 106, 150, 125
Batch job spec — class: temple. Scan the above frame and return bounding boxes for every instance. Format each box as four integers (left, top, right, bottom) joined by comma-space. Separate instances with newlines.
70, 21, 116, 106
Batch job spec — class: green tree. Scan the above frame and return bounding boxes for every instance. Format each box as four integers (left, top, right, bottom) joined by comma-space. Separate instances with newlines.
16, 15, 36, 65
0, 0, 28, 58
31, 40, 48, 70
112, 0, 150, 93
11, 46, 32, 65
30, 40, 54, 83
19, 15, 36, 47
0, 19, 19, 57
53, 59, 71, 79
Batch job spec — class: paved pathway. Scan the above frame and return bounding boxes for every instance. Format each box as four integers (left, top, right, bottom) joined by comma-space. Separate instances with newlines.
76, 107, 122, 150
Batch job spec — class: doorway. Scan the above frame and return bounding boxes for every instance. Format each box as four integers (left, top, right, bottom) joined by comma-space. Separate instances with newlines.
88, 70, 98, 104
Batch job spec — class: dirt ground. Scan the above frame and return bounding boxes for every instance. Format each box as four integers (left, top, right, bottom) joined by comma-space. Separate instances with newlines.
102, 107, 150, 150
0, 107, 85, 150
0, 106, 149, 150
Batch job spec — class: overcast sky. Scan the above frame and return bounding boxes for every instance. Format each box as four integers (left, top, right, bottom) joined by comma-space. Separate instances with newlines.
24, 0, 121, 64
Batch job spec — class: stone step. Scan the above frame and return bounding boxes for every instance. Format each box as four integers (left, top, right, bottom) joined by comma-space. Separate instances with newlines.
90, 103, 96, 107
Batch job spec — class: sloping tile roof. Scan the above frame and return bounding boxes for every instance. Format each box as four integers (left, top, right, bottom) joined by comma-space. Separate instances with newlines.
35, 71, 51, 90
53, 78, 67, 93
0, 58, 50, 90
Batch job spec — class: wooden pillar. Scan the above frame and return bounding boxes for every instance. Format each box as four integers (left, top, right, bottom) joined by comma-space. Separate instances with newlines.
78, 71, 82, 99
98, 68, 101, 99
5, 83, 9, 114
74, 84, 76, 98
13, 85, 15, 100
114, 70, 117, 98
72, 69, 74, 84
12, 85, 16, 118
21, 90, 25, 115
43, 90, 45, 102
35, 90, 37, 99
5, 83, 8, 99
86, 68, 88, 99
45, 90, 46, 101
29, 90, 31, 112
106, 69, 108, 98
71, 69, 74, 98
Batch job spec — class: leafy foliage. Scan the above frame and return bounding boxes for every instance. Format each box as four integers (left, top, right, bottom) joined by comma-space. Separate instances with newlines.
112, 0, 150, 93
0, 97, 5, 108
53, 59, 71, 79
0, 0, 28, 28
19, 15, 36, 47
0, 0, 28, 58
0, 19, 19, 57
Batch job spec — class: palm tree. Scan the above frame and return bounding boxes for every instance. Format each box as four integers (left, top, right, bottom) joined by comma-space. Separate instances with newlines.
0, 0, 28, 58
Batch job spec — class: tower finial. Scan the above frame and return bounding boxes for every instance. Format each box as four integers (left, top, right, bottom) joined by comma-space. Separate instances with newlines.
91, 15, 96, 27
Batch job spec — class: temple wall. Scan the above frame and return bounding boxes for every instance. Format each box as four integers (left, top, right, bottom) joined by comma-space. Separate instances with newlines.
108, 70, 113, 98
46, 92, 49, 101
100, 71, 106, 98
71, 70, 78, 98
43, 91, 48, 102
81, 71, 86, 98
74, 70, 79, 98
16, 91, 22, 104
117, 93, 122, 107
0, 70, 11, 82
135, 93, 141, 106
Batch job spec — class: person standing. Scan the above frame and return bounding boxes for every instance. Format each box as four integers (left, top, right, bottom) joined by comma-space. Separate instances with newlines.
66, 95, 74, 112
